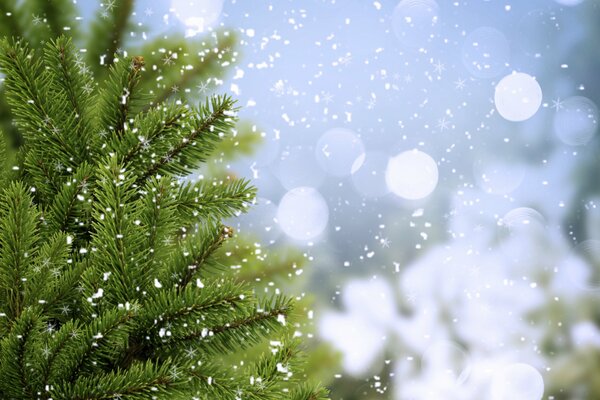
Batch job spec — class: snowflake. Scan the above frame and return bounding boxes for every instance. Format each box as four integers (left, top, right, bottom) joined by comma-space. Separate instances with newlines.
432, 60, 445, 75
163, 54, 176, 66
254, 379, 267, 390
144, 8, 154, 16
367, 98, 376, 110
45, 323, 56, 334
104, 0, 116, 11
454, 78, 466, 90
41, 345, 52, 359
74, 56, 85, 69
437, 117, 451, 131
552, 97, 564, 112
271, 80, 286, 96
169, 366, 181, 380
82, 82, 94, 95
184, 347, 197, 359
196, 81, 210, 93
322, 91, 334, 104
139, 137, 150, 150
32, 15, 42, 25
379, 237, 391, 248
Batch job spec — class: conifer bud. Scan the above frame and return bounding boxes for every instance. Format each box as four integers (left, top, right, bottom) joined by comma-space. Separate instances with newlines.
132, 56, 145, 70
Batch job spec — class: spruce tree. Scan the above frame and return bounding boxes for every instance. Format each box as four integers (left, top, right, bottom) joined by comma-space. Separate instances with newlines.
0, 36, 327, 399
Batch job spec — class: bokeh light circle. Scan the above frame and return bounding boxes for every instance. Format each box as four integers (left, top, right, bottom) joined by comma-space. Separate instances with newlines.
491, 363, 544, 400
276, 145, 326, 190
473, 157, 525, 195
318, 313, 385, 377
553, 96, 598, 146
385, 150, 438, 200
568, 240, 600, 290
497, 207, 547, 271
494, 72, 543, 122
233, 197, 281, 245
517, 9, 562, 59
276, 187, 329, 241
315, 128, 365, 177
421, 341, 471, 385
500, 208, 546, 233
462, 27, 510, 79
351, 151, 390, 198
170, 0, 224, 36
342, 279, 397, 330
391, 0, 441, 48
554, 0, 585, 6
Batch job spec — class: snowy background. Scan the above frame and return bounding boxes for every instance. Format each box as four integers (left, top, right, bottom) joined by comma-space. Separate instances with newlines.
79, 1, 600, 399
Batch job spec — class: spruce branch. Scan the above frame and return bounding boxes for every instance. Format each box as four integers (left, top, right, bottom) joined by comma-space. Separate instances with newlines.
47, 307, 136, 384
135, 30, 237, 107
97, 54, 145, 140
23, 231, 70, 309
43, 36, 95, 156
0, 182, 40, 322
86, 156, 148, 306
36, 261, 85, 323
163, 223, 232, 287
38, 319, 80, 394
113, 103, 188, 168
176, 177, 256, 222
138, 176, 180, 266
245, 338, 300, 394
0, 38, 79, 166
0, 307, 44, 398
136, 95, 238, 183
119, 280, 250, 368
46, 162, 94, 236
288, 384, 331, 400
187, 364, 254, 400
181, 225, 233, 287
139, 280, 250, 332
169, 295, 294, 356
51, 359, 186, 400
0, 129, 12, 188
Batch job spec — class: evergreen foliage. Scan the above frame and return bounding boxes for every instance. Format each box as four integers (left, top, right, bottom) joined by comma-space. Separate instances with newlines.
0, 36, 328, 400
0, 1, 236, 149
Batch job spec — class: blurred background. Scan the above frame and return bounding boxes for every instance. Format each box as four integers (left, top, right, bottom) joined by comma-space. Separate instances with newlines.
69, 0, 600, 398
